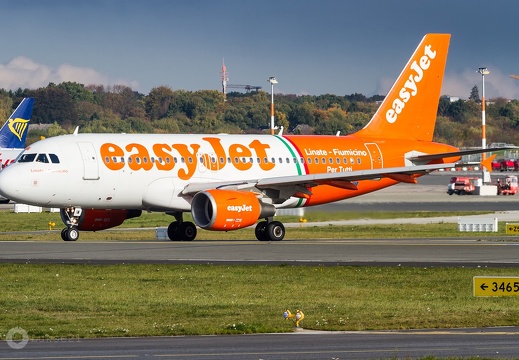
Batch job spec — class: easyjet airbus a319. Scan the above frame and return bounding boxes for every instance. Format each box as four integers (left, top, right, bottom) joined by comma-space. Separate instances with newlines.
0, 34, 483, 241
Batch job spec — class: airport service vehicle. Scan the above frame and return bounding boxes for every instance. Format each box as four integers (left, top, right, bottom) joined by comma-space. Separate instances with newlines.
497, 175, 518, 195
447, 176, 477, 195
0, 34, 499, 242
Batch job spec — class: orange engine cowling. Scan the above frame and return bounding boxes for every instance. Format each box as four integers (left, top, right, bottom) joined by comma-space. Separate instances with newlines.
60, 209, 142, 231
191, 190, 276, 231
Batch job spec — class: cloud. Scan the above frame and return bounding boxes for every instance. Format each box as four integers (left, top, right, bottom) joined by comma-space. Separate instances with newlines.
442, 67, 519, 100
0, 56, 139, 91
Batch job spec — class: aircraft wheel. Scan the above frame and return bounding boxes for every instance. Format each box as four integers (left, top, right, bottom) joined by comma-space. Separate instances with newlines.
255, 221, 269, 241
61, 228, 68, 241
167, 221, 180, 241
178, 222, 197, 241
65, 227, 79, 241
266, 221, 285, 241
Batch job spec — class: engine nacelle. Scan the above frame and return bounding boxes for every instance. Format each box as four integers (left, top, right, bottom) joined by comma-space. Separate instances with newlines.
60, 208, 142, 231
191, 190, 276, 231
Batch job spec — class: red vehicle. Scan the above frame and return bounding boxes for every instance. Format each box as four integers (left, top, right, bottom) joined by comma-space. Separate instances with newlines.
497, 175, 518, 195
492, 159, 503, 171
447, 176, 477, 195
499, 159, 516, 171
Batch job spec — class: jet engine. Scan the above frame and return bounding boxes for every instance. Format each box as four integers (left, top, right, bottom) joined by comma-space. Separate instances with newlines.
191, 190, 275, 231
60, 208, 142, 231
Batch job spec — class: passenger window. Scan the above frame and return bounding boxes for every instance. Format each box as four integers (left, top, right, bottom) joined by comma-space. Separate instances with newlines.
279, 157, 283, 163
307, 158, 312, 164
357, 158, 361, 164
315, 158, 319, 164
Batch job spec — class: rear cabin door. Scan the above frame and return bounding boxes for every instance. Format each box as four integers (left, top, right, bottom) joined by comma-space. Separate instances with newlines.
77, 142, 100, 180
364, 143, 383, 169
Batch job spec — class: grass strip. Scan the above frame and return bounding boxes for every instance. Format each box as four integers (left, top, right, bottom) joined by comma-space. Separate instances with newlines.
1, 264, 519, 339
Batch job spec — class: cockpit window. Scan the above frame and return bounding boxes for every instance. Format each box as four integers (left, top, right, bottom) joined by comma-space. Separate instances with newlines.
16, 153, 59, 164
49, 154, 59, 163
18, 153, 37, 163
36, 154, 49, 163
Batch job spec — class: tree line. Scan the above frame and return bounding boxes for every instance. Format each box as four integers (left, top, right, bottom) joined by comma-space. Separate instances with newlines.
0, 82, 518, 148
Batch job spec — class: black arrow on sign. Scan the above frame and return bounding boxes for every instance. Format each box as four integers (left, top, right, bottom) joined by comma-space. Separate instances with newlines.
480, 283, 488, 291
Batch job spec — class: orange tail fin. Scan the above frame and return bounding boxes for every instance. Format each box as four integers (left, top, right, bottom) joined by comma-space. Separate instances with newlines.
480, 153, 496, 173
355, 34, 450, 141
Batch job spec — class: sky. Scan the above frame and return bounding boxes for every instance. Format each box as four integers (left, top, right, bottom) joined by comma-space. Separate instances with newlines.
1, 0, 519, 100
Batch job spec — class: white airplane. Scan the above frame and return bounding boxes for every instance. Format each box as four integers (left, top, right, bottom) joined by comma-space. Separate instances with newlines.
0, 97, 34, 203
0, 34, 487, 241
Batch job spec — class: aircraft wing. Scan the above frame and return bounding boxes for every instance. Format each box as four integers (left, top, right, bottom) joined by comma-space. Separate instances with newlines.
181, 163, 456, 196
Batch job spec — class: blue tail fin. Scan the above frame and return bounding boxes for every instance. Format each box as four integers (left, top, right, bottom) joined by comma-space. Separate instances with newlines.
0, 97, 34, 148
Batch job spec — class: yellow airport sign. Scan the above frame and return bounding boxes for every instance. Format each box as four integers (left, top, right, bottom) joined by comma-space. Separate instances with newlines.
474, 276, 519, 297
506, 223, 519, 234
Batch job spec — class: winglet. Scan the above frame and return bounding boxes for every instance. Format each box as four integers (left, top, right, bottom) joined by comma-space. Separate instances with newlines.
0, 97, 34, 148
354, 34, 450, 141
480, 153, 496, 173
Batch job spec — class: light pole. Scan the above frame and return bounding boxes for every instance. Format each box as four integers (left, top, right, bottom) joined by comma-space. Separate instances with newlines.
477, 67, 490, 183
268, 76, 278, 135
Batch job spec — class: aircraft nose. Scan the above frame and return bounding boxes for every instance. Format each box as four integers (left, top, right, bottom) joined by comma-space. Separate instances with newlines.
0, 166, 21, 201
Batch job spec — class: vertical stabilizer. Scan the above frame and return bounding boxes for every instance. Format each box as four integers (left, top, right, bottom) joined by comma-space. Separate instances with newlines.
0, 97, 34, 148
355, 34, 450, 141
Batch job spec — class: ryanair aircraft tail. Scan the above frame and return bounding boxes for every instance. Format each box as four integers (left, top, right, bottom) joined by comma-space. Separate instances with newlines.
355, 34, 450, 142
0, 97, 34, 148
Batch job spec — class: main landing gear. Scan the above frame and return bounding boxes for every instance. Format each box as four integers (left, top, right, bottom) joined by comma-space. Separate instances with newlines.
167, 212, 197, 241
254, 218, 285, 241
167, 213, 285, 241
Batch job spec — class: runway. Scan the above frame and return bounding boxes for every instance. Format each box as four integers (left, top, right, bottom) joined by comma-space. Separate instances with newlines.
3, 328, 519, 360
1, 237, 519, 267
